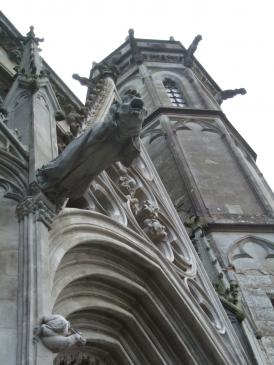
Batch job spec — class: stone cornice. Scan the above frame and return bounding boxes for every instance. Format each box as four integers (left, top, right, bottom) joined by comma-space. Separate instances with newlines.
207, 222, 274, 233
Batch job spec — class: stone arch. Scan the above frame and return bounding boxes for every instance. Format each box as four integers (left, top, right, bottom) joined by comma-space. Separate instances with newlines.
228, 235, 274, 274
151, 70, 214, 109
152, 70, 192, 106
48, 208, 247, 365
163, 77, 187, 107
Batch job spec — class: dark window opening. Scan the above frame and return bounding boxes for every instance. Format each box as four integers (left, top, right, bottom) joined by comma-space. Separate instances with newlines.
163, 78, 187, 107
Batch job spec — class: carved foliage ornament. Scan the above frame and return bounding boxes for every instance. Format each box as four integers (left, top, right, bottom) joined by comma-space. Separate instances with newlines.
16, 195, 55, 227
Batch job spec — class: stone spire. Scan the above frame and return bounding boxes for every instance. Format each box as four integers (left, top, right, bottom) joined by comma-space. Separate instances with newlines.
3, 25, 59, 175
16, 26, 46, 92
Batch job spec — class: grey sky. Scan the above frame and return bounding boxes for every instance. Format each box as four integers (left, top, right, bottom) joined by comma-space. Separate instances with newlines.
2, 0, 274, 191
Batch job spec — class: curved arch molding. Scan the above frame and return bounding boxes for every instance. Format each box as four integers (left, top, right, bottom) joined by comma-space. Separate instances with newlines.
48, 209, 252, 365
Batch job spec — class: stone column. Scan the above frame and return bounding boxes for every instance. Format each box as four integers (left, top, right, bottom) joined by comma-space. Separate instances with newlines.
16, 193, 55, 365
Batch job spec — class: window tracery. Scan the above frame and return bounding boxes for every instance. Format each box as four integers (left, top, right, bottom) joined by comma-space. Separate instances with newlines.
163, 78, 187, 107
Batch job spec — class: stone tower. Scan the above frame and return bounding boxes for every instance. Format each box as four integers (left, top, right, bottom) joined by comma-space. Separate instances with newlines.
103, 29, 274, 364
0, 12, 273, 365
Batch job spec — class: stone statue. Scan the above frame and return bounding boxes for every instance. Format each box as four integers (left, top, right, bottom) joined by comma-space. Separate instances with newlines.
215, 88, 247, 104
34, 314, 86, 353
37, 90, 146, 201
184, 35, 202, 67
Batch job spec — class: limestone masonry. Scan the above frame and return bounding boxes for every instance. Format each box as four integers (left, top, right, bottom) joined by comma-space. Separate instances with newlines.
0, 11, 274, 365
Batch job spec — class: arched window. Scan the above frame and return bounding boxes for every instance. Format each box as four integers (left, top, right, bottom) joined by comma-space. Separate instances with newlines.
163, 78, 187, 107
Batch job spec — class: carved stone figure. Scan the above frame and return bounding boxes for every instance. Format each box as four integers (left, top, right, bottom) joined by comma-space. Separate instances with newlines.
34, 314, 86, 353
215, 88, 247, 104
130, 197, 140, 216
136, 199, 159, 222
72, 73, 96, 88
66, 104, 84, 137
184, 35, 202, 67
118, 174, 137, 196
37, 90, 146, 201
143, 218, 168, 243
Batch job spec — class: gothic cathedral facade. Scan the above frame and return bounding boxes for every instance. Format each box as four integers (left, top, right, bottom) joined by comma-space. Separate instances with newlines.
0, 11, 274, 365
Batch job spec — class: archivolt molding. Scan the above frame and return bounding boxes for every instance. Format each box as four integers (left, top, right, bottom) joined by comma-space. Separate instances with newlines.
53, 288, 187, 364
49, 209, 161, 283
48, 208, 251, 365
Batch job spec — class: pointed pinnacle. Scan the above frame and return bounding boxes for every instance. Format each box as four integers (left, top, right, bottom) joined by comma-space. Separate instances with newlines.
22, 26, 44, 45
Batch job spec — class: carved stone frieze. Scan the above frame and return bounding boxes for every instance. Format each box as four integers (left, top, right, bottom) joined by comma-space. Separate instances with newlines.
142, 53, 184, 64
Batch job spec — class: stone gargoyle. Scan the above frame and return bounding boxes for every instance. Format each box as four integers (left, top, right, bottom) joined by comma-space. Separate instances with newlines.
34, 314, 86, 353
37, 90, 146, 201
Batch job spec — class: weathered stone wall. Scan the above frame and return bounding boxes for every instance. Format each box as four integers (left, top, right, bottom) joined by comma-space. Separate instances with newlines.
0, 196, 19, 364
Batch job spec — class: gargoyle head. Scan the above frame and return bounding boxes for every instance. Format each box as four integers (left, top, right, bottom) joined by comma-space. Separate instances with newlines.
115, 89, 146, 139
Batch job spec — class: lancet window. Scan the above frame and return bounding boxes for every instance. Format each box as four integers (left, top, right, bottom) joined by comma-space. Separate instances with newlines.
163, 78, 187, 107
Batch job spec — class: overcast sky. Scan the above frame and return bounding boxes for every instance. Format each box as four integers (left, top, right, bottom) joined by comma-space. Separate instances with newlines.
2, 0, 274, 191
